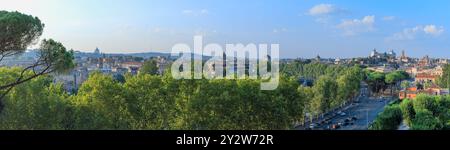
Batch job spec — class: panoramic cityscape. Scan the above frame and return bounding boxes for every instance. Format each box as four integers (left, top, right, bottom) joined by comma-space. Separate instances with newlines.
0, 0, 449, 134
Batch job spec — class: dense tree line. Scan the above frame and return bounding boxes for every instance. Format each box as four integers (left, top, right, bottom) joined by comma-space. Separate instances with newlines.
404, 95, 450, 130
281, 61, 350, 79
0, 70, 306, 129
0, 11, 366, 130
0, 60, 364, 129
364, 70, 409, 96
281, 61, 364, 121
369, 105, 402, 130
371, 95, 450, 130
437, 64, 450, 88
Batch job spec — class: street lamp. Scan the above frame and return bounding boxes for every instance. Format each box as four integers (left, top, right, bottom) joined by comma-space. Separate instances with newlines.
366, 109, 369, 129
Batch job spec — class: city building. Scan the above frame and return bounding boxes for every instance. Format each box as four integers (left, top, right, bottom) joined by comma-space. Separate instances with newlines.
415, 73, 438, 83
417, 55, 432, 68
399, 86, 449, 100
399, 50, 409, 63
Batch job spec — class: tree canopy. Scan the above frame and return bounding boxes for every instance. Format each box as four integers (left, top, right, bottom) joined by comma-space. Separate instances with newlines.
437, 64, 450, 88
140, 59, 159, 75
0, 11, 44, 56
0, 11, 74, 111
372, 95, 450, 130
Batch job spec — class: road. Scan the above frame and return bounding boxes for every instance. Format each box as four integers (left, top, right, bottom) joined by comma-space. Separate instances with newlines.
334, 97, 391, 130
296, 83, 392, 130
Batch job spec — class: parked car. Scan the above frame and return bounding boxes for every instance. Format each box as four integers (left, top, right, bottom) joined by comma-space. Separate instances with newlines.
344, 118, 351, 123
332, 124, 340, 129
309, 123, 317, 129
343, 122, 349, 126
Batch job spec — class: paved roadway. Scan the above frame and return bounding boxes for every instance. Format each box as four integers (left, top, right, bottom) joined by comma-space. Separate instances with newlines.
335, 97, 391, 130
296, 83, 392, 130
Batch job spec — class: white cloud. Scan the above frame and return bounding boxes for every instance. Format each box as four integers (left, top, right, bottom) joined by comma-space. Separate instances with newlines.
182, 9, 209, 16
308, 4, 336, 16
382, 16, 396, 21
273, 28, 288, 33
424, 25, 444, 36
362, 15, 375, 24
307, 4, 349, 24
336, 15, 375, 36
182, 10, 194, 14
386, 25, 445, 41
387, 26, 421, 40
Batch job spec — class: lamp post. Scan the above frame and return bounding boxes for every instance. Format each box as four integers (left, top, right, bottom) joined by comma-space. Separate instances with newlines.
366, 109, 369, 129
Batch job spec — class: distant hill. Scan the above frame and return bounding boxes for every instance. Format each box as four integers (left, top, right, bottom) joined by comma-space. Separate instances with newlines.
73, 51, 211, 60
19, 50, 224, 61
119, 52, 172, 59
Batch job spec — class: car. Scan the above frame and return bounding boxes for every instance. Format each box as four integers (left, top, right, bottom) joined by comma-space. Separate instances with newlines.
331, 124, 340, 129
340, 112, 346, 116
351, 116, 358, 121
309, 123, 317, 129
344, 118, 351, 123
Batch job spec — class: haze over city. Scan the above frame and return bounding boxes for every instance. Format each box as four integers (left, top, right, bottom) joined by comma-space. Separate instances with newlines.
1, 0, 449, 58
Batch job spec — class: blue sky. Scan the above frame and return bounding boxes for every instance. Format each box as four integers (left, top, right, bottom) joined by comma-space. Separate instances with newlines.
1, 0, 449, 58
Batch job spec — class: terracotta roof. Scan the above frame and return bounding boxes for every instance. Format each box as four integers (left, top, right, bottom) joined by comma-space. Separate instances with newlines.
122, 62, 143, 66
415, 73, 437, 79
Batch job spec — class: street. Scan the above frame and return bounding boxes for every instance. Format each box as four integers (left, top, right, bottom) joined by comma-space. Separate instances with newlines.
296, 83, 393, 130
334, 96, 391, 130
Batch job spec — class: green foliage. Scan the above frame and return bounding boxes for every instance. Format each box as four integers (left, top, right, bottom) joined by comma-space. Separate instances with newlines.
374, 95, 450, 130
385, 71, 408, 84
370, 105, 402, 130
0, 11, 44, 52
282, 62, 363, 119
400, 99, 415, 126
0, 11, 74, 112
180, 78, 305, 130
310, 76, 337, 115
140, 59, 159, 75
123, 74, 177, 129
112, 73, 126, 83
280, 61, 349, 79
366, 71, 386, 94
0, 76, 72, 129
72, 72, 132, 129
411, 109, 443, 130
0, 69, 306, 130
0, 60, 366, 130
337, 66, 363, 106
413, 94, 438, 114
437, 64, 450, 88
364, 70, 408, 96
401, 80, 411, 90
39, 39, 75, 73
